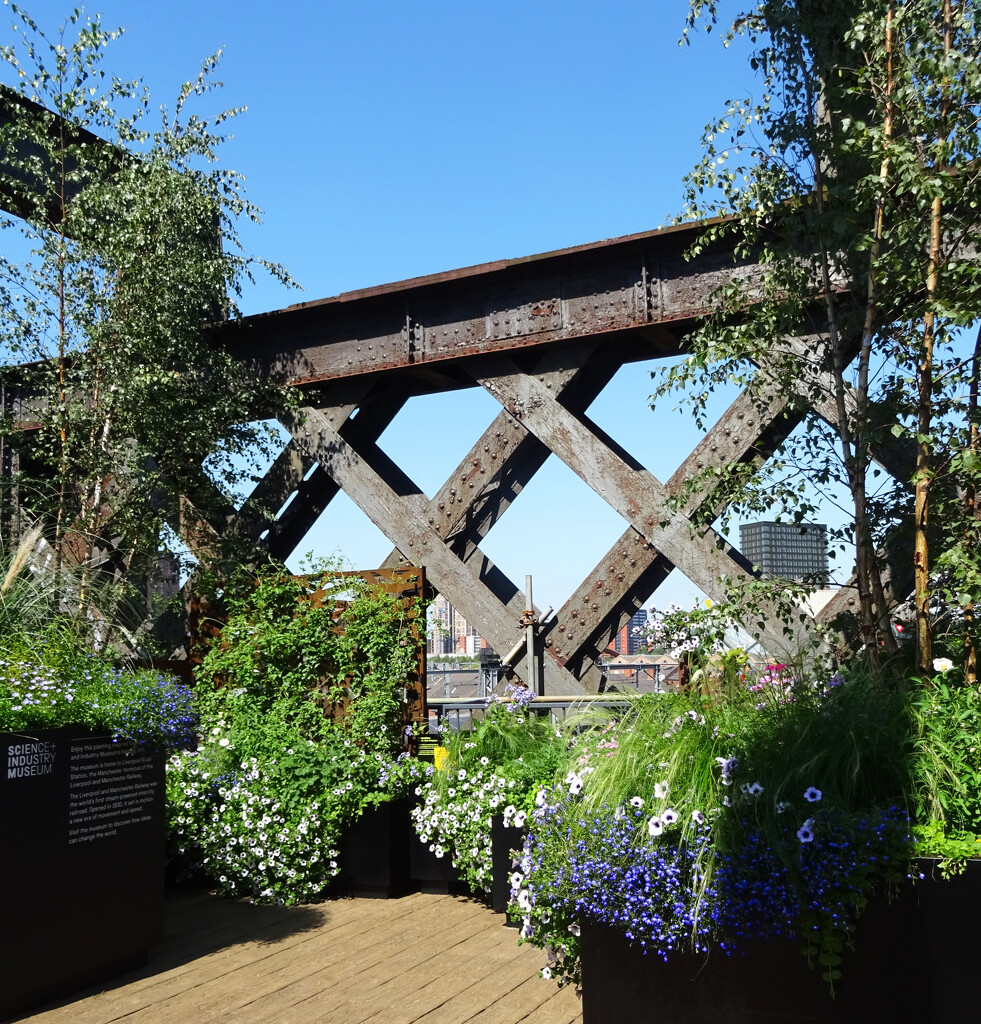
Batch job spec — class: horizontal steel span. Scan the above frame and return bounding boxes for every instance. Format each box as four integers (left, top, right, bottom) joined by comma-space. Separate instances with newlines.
222, 220, 756, 390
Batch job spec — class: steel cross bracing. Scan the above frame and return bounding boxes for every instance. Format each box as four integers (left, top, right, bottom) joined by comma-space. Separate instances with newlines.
183, 222, 910, 695
0, 98, 918, 692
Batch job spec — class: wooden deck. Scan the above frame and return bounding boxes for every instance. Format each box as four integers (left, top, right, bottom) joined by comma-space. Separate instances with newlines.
11, 890, 582, 1024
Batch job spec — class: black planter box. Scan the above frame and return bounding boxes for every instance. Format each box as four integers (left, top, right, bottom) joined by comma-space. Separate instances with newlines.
580, 859, 981, 1024
337, 798, 414, 898
408, 830, 468, 894
0, 728, 165, 1019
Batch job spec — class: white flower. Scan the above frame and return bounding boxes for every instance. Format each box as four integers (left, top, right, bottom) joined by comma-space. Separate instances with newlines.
691, 809, 705, 824
653, 780, 669, 799
568, 775, 584, 796
797, 819, 815, 843
218, 737, 230, 748
514, 810, 527, 828
535, 788, 547, 807
568, 922, 580, 937
933, 657, 954, 674
648, 816, 664, 837
803, 787, 822, 803
662, 808, 678, 826
541, 966, 552, 980
517, 890, 532, 911
629, 796, 644, 808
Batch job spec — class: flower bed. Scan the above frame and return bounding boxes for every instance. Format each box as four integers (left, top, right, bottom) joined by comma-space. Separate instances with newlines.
579, 859, 981, 1023
508, 659, 981, 998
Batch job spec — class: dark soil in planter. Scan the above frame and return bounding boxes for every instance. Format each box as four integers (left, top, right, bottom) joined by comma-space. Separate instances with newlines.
580, 859, 981, 1024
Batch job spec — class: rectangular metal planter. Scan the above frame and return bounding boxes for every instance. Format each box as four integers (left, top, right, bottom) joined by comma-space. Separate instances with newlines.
408, 830, 468, 895
580, 859, 981, 1024
0, 728, 165, 1019
336, 797, 414, 898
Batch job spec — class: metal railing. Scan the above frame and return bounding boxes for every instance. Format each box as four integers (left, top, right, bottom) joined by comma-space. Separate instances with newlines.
425, 693, 646, 733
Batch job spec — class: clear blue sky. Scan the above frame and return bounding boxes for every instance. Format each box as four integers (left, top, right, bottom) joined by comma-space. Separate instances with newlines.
5, 2, 849, 611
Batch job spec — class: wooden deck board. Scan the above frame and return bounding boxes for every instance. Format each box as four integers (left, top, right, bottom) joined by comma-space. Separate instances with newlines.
10, 889, 581, 1024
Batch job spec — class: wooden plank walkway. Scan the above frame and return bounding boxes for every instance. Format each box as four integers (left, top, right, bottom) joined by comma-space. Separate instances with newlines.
10, 890, 582, 1024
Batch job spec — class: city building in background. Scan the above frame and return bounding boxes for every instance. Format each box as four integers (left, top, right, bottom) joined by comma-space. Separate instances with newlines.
738, 521, 829, 585
428, 594, 484, 656
614, 608, 649, 656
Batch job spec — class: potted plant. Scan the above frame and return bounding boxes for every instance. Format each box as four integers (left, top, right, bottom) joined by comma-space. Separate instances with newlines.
0, 650, 197, 1018
167, 561, 430, 902
410, 683, 569, 903
510, 652, 981, 1020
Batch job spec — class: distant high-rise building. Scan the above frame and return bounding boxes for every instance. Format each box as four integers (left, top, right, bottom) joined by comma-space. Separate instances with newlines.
428, 594, 483, 655
614, 608, 649, 655
739, 521, 829, 584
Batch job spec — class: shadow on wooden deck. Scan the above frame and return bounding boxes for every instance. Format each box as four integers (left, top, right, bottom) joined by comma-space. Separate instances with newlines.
9, 888, 582, 1024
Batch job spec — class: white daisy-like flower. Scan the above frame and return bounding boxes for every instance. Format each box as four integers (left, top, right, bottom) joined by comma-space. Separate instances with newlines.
629, 796, 644, 808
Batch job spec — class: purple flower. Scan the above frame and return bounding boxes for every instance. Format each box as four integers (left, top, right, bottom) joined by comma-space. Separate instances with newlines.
803, 787, 822, 803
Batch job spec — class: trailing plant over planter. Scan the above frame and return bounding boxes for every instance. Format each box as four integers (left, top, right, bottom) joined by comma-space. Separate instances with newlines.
513, 661, 981, 991
0, 524, 197, 750
166, 559, 430, 903
411, 684, 570, 894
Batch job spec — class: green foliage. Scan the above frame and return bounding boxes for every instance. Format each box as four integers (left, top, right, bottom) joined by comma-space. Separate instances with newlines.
411, 687, 571, 893
0, 6, 297, 621
167, 559, 429, 903
0, 519, 198, 747
670, 1, 981, 663
517, 657, 981, 988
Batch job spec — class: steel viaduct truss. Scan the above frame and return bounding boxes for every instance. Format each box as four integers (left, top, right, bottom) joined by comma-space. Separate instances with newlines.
188, 223, 909, 695
1, 89, 914, 693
